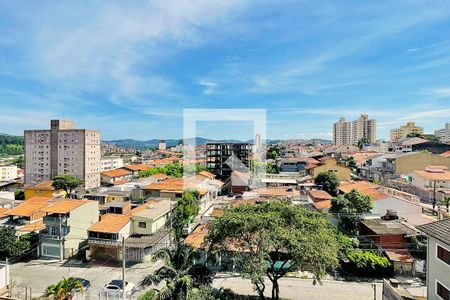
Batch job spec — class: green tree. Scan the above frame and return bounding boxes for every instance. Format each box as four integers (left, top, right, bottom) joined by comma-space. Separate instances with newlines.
357, 138, 368, 150
441, 196, 450, 212
207, 201, 339, 300
0, 226, 31, 259
330, 189, 373, 235
140, 242, 211, 300
46, 277, 84, 300
314, 171, 340, 196
52, 175, 84, 198
345, 157, 357, 169
173, 191, 200, 241
138, 289, 157, 300
406, 132, 421, 138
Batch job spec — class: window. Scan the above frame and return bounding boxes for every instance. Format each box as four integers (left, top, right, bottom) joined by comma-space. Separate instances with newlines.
437, 245, 450, 266
138, 222, 146, 228
437, 281, 450, 300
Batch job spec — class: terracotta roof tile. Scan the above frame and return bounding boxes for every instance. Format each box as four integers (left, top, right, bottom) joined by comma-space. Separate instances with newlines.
0, 207, 9, 218
198, 171, 215, 179
308, 189, 332, 201
313, 200, 332, 210
101, 169, 132, 178
43, 200, 94, 214
339, 181, 390, 201
6, 202, 50, 217
89, 214, 130, 233
122, 164, 151, 172
152, 173, 169, 180
26, 180, 55, 191
18, 220, 45, 233
439, 150, 450, 158
184, 223, 208, 249
26, 196, 53, 203
411, 169, 450, 181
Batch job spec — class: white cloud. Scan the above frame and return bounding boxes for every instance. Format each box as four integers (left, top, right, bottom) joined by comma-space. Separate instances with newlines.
198, 80, 218, 94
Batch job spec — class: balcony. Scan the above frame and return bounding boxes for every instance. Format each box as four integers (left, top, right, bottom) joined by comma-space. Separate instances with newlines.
43, 216, 68, 226
88, 238, 121, 246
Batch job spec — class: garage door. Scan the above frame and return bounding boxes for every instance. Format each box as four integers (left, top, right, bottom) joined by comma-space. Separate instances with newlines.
42, 244, 60, 258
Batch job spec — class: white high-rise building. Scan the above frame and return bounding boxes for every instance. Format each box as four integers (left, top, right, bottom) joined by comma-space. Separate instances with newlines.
435, 123, 450, 143
24, 120, 101, 189
333, 114, 376, 146
158, 139, 167, 150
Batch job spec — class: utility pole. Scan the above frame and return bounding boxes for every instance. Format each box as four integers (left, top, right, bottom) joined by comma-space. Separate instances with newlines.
59, 216, 63, 262
122, 236, 126, 300
372, 283, 377, 300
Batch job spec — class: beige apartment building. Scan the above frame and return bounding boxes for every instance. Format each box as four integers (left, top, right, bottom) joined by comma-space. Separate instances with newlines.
333, 114, 376, 146
24, 120, 101, 189
0, 165, 18, 181
390, 122, 423, 142
435, 123, 450, 143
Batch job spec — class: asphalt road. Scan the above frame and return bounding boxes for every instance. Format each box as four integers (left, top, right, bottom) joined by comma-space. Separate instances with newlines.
10, 260, 382, 300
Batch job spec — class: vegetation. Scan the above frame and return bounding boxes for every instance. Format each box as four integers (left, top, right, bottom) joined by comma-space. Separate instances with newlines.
357, 138, 368, 150
314, 171, 340, 196
0, 134, 23, 156
140, 242, 213, 300
343, 250, 391, 277
406, 132, 421, 138
0, 226, 31, 259
441, 196, 450, 212
173, 191, 201, 241
266, 145, 282, 160
138, 289, 157, 300
14, 190, 25, 200
52, 175, 84, 198
251, 161, 278, 174
139, 163, 207, 178
45, 277, 84, 300
207, 201, 340, 300
344, 156, 357, 169
330, 189, 373, 235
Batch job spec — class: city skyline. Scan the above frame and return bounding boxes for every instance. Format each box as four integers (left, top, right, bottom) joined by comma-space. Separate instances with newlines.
1, 1, 450, 140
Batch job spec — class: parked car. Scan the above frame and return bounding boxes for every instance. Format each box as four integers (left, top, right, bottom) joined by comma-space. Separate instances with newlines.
73, 277, 91, 292
103, 279, 135, 294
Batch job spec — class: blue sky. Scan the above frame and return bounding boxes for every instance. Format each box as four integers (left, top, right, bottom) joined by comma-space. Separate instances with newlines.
0, 0, 450, 140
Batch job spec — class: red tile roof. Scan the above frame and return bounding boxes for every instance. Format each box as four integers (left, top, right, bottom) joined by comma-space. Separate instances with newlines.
89, 214, 130, 233
101, 169, 131, 178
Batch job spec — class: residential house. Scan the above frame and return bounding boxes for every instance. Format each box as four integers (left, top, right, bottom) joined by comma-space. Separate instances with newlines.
307, 189, 333, 210
24, 180, 66, 200
306, 157, 351, 181
339, 181, 425, 226
120, 164, 151, 177
231, 171, 250, 194
88, 214, 131, 261
100, 169, 132, 186
360, 219, 418, 276
100, 156, 123, 172
407, 166, 450, 190
41, 200, 99, 259
417, 218, 450, 300
5, 197, 53, 228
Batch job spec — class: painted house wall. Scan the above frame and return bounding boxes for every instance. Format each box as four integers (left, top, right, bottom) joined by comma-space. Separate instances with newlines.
426, 237, 450, 300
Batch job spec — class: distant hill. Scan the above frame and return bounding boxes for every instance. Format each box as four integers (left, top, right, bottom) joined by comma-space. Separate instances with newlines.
0, 134, 24, 156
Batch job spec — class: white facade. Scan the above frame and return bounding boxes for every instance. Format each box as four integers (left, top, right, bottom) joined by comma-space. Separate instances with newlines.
101, 156, 124, 171
435, 123, 450, 143
158, 140, 166, 150
333, 114, 376, 146
24, 120, 101, 189
0, 165, 18, 181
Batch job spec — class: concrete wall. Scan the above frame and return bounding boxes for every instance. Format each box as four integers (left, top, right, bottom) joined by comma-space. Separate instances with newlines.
427, 237, 450, 300
65, 201, 100, 255
396, 152, 450, 175
312, 159, 351, 181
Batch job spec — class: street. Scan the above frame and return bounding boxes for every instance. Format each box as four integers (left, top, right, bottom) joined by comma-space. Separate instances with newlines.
9, 259, 382, 299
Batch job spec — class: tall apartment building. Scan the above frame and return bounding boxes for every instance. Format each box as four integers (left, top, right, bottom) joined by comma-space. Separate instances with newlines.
24, 120, 101, 189
390, 122, 423, 142
333, 114, 376, 146
100, 156, 124, 171
435, 123, 450, 143
158, 139, 167, 150
206, 143, 251, 179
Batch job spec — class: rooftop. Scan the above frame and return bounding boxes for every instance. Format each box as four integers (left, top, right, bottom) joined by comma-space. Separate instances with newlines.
361, 219, 418, 236
417, 218, 450, 245
339, 181, 390, 201
101, 169, 131, 178
26, 180, 55, 191
18, 220, 46, 233
43, 200, 94, 214
89, 214, 130, 234
132, 200, 175, 220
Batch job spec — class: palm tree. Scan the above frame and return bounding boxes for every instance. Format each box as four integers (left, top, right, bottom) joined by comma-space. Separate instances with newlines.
140, 242, 199, 300
46, 277, 83, 300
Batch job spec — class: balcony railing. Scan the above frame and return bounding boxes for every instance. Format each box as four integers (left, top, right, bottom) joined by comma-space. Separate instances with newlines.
43, 216, 67, 225
88, 237, 121, 246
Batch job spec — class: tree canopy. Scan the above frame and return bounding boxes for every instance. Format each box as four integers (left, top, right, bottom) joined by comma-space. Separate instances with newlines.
52, 175, 84, 198
0, 226, 31, 259
330, 189, 373, 235
139, 163, 207, 178
173, 190, 200, 241
0, 134, 23, 156
46, 277, 84, 300
314, 171, 340, 196
206, 201, 340, 300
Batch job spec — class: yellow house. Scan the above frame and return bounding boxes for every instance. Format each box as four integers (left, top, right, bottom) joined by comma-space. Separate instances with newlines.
306, 157, 351, 181
25, 180, 66, 200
